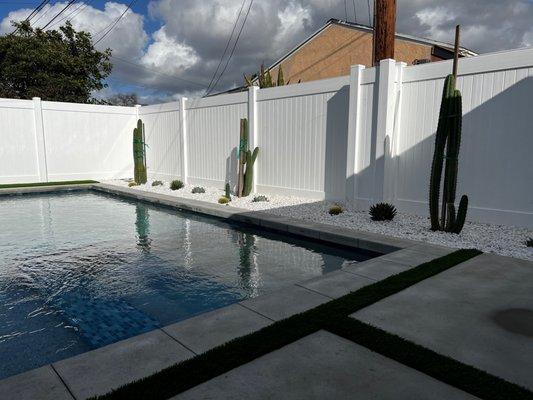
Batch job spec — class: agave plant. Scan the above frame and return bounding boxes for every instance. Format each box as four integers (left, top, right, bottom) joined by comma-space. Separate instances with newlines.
369, 203, 397, 221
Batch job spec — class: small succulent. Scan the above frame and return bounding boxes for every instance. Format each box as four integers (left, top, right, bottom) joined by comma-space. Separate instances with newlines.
329, 204, 343, 215
128, 181, 139, 187
218, 196, 230, 204
170, 180, 184, 190
151, 180, 163, 187
369, 202, 397, 221
527, 237, 533, 248
252, 195, 269, 202
192, 186, 205, 194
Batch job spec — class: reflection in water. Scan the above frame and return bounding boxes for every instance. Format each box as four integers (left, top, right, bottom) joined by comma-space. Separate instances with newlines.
232, 231, 260, 297
135, 204, 151, 253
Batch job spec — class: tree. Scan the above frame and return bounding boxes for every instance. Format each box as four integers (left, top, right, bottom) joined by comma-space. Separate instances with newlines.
0, 21, 112, 103
105, 92, 139, 106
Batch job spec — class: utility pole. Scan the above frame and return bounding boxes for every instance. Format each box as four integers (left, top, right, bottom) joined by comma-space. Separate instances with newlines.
372, 0, 397, 66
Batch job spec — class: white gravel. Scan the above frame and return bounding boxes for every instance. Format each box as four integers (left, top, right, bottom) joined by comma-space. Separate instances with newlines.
106, 179, 533, 261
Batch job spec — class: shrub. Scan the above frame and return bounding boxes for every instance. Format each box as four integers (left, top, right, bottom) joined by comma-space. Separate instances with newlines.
527, 238, 533, 248
369, 203, 397, 221
218, 196, 230, 204
170, 180, 184, 190
151, 180, 163, 187
329, 204, 343, 215
192, 186, 205, 194
252, 195, 269, 202
128, 181, 138, 187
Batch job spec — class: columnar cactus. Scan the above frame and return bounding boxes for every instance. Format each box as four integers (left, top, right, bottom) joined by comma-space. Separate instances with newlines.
243, 146, 259, 197
133, 119, 147, 184
429, 75, 468, 233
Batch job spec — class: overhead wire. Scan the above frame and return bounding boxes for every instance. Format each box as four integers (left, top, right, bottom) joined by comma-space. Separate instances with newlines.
93, 0, 136, 46
206, 0, 254, 96
41, 0, 77, 30
203, 0, 247, 96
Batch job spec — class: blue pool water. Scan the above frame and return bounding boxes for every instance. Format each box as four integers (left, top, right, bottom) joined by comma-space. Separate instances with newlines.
0, 191, 372, 379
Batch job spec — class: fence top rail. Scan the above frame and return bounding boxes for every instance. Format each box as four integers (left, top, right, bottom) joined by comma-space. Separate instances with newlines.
139, 101, 180, 115
0, 98, 34, 109
185, 92, 247, 110
42, 100, 137, 115
402, 46, 533, 83
257, 75, 350, 101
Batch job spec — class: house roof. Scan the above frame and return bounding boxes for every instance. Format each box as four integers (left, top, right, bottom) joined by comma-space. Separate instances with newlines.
265, 18, 478, 73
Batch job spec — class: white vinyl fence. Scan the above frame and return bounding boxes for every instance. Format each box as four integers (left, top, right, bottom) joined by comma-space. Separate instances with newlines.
1, 47, 532, 228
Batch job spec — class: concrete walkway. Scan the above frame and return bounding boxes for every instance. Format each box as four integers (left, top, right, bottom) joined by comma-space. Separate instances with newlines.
354, 253, 533, 391
174, 331, 479, 400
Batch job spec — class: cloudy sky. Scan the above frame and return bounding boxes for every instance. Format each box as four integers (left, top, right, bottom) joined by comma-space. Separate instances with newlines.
2, 0, 533, 103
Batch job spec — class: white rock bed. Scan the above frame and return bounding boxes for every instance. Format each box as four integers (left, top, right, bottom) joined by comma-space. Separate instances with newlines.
106, 180, 533, 261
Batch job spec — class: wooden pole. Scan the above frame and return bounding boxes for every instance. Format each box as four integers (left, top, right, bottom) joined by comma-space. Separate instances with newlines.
372, 0, 396, 66
452, 25, 461, 85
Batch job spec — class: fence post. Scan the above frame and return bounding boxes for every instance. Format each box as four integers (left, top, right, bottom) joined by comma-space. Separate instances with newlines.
179, 97, 188, 184
32, 97, 48, 182
345, 64, 366, 206
373, 58, 397, 203
248, 86, 259, 194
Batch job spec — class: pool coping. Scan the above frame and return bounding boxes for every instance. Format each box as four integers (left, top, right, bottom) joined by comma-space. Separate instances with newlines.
0, 182, 457, 399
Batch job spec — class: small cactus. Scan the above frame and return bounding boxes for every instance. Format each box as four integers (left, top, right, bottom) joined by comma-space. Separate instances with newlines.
225, 182, 231, 200
252, 195, 269, 202
218, 196, 230, 204
329, 204, 343, 215
128, 181, 139, 187
170, 180, 184, 190
151, 180, 163, 187
243, 147, 259, 197
369, 203, 397, 221
192, 186, 205, 194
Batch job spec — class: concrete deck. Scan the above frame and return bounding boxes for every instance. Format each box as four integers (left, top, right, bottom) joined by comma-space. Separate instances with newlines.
354, 253, 533, 391
174, 331, 479, 400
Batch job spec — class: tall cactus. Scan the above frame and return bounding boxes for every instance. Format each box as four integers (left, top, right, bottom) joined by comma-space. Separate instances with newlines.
429, 75, 468, 233
243, 147, 259, 196
133, 119, 147, 184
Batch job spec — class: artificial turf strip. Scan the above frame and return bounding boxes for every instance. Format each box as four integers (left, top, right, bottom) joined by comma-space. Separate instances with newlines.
91, 248, 505, 400
328, 317, 533, 400
0, 180, 97, 189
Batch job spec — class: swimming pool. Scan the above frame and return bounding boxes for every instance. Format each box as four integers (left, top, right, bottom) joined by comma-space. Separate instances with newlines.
0, 191, 373, 379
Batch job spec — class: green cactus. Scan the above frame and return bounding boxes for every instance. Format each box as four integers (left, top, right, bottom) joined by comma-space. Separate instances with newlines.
429, 75, 468, 233
133, 119, 147, 184
243, 146, 259, 197
225, 182, 231, 200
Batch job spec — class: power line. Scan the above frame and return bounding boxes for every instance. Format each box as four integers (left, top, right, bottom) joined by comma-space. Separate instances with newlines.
47, 0, 91, 29
203, 0, 247, 96
41, 0, 77, 30
110, 55, 208, 88
93, 0, 136, 46
206, 0, 254, 96
11, 0, 49, 33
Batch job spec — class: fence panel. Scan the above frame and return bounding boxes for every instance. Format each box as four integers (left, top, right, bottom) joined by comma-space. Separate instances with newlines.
256, 76, 350, 199
139, 102, 182, 182
185, 93, 248, 188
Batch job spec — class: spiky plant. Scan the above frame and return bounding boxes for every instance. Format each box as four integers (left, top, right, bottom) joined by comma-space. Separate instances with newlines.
329, 204, 343, 215
252, 195, 269, 202
527, 238, 533, 248
133, 119, 147, 184
225, 182, 231, 200
191, 186, 205, 194
170, 180, 183, 190
244, 64, 289, 88
128, 181, 139, 187
218, 196, 230, 204
151, 180, 163, 187
369, 203, 397, 221
243, 147, 259, 196
429, 74, 468, 234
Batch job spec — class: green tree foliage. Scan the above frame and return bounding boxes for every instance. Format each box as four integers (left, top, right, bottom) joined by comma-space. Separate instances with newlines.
0, 21, 112, 103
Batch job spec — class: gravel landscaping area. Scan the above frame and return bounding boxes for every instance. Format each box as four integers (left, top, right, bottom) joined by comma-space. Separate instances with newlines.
107, 180, 533, 261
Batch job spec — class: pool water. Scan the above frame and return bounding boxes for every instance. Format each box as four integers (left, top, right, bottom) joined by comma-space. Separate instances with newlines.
0, 191, 373, 379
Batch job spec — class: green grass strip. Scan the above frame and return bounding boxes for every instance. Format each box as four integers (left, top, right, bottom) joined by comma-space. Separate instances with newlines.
327, 317, 533, 400
0, 180, 97, 189
92, 249, 505, 400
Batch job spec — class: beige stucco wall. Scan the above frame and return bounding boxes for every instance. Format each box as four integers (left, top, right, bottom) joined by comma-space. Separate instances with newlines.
270, 24, 436, 84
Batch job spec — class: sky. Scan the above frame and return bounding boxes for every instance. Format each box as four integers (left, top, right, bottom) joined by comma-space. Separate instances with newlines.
1, 0, 533, 104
